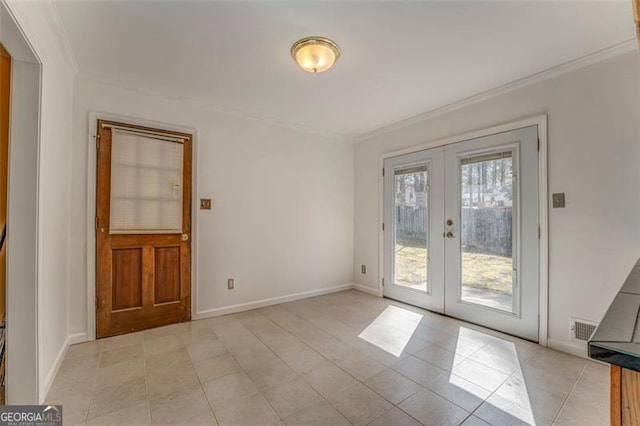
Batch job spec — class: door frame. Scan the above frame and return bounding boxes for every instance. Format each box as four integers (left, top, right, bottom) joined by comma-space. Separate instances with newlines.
86, 112, 198, 341
377, 115, 549, 346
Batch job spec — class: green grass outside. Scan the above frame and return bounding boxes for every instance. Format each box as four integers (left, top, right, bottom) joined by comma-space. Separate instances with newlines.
395, 239, 513, 295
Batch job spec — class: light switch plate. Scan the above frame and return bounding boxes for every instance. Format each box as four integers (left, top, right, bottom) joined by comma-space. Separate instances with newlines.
200, 198, 211, 210
552, 193, 565, 208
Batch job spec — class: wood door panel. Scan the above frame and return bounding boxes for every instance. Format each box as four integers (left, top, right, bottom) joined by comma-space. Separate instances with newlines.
96, 120, 192, 338
111, 248, 143, 311
154, 246, 181, 304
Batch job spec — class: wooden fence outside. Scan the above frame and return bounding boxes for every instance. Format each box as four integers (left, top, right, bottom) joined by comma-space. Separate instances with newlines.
396, 206, 512, 257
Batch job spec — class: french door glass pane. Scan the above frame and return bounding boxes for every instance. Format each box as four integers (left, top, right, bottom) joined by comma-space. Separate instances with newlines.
460, 151, 514, 312
110, 130, 184, 234
394, 164, 429, 292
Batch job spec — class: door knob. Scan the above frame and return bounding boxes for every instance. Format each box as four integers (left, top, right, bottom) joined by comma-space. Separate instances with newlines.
445, 231, 454, 238
181, 234, 189, 241
446, 219, 453, 226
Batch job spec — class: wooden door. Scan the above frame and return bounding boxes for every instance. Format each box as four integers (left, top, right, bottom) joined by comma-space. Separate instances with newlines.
96, 120, 192, 338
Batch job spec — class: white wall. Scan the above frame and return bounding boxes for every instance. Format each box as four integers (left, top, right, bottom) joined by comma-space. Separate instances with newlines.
354, 50, 640, 354
3, 0, 77, 401
68, 75, 354, 337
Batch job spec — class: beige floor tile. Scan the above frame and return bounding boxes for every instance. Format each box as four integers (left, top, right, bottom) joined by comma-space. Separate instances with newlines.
362, 347, 409, 368
554, 377, 608, 426
302, 364, 358, 398
313, 340, 357, 362
100, 332, 144, 352
460, 415, 492, 426
58, 352, 100, 377
399, 388, 470, 426
145, 348, 192, 373
283, 400, 350, 426
99, 343, 144, 368
146, 362, 200, 401
232, 346, 277, 371
144, 333, 187, 356
193, 353, 242, 383
493, 374, 567, 424
187, 339, 228, 362
334, 351, 386, 381
86, 401, 150, 426
450, 358, 509, 392
47, 369, 96, 401
468, 342, 528, 375
473, 394, 534, 426
391, 355, 445, 387
414, 344, 466, 371
276, 346, 330, 374
327, 382, 393, 425
367, 407, 421, 426
212, 391, 279, 425
401, 336, 431, 355
203, 372, 259, 407
46, 393, 91, 425
364, 368, 422, 404
246, 357, 298, 390
435, 335, 487, 358
424, 372, 491, 412
156, 410, 218, 426
262, 377, 323, 419
149, 386, 212, 425
46, 291, 611, 426
94, 357, 145, 395
88, 376, 148, 420
66, 341, 102, 359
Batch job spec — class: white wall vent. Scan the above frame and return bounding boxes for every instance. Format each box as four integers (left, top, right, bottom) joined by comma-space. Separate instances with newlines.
570, 318, 598, 342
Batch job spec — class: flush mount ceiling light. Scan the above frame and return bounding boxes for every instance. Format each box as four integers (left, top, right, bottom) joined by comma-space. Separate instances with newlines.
291, 36, 340, 73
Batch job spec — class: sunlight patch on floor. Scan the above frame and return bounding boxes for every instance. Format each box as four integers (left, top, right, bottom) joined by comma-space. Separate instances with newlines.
358, 305, 422, 357
450, 329, 535, 425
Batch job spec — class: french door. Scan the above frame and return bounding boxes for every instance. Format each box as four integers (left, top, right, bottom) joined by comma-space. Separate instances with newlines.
383, 126, 539, 341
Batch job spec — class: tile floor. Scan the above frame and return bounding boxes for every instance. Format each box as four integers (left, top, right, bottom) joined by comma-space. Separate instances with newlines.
47, 290, 609, 425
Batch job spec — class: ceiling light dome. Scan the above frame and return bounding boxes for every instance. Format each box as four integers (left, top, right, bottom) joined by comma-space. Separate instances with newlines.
291, 36, 340, 73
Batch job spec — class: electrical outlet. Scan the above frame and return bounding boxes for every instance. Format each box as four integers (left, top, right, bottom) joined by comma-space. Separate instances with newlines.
361, 265, 366, 274
227, 278, 234, 290
200, 198, 212, 210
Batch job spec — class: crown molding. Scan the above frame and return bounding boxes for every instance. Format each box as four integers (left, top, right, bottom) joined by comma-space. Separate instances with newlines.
78, 73, 353, 143
355, 39, 638, 143
47, 1, 79, 75
2, 0, 79, 75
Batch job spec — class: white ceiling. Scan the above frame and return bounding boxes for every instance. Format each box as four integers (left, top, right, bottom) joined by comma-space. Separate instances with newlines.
56, 1, 636, 138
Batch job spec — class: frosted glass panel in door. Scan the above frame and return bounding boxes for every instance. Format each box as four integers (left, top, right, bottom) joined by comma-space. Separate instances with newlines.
459, 151, 514, 312
110, 130, 184, 233
394, 165, 429, 292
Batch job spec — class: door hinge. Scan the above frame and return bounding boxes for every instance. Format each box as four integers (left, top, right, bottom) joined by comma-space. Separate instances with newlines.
96, 134, 101, 150
382, 167, 385, 177
95, 216, 99, 230
537, 138, 540, 151
538, 226, 541, 239
382, 278, 385, 287
382, 223, 385, 231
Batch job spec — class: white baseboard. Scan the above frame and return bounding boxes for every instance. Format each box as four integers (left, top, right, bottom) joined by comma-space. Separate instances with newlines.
67, 332, 89, 345
353, 283, 383, 297
193, 283, 353, 320
39, 335, 72, 403
547, 338, 588, 359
